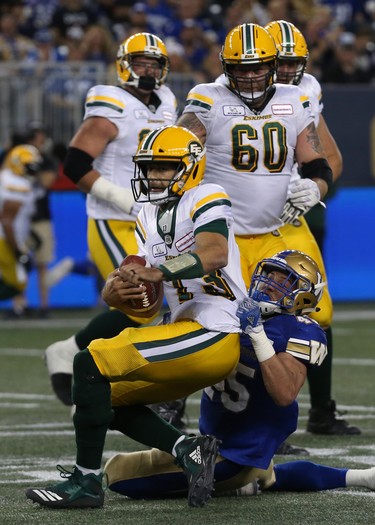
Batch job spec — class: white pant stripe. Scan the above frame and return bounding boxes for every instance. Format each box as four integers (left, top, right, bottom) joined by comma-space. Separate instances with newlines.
140, 330, 220, 359
97, 220, 124, 266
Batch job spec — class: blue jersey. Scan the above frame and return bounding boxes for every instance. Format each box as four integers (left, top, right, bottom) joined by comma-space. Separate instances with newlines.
199, 314, 327, 469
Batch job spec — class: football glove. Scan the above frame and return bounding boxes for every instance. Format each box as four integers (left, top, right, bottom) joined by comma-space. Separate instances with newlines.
280, 199, 306, 225
236, 297, 262, 335
287, 178, 320, 210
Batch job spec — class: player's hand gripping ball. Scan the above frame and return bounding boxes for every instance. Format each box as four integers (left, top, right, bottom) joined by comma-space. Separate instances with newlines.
120, 254, 163, 317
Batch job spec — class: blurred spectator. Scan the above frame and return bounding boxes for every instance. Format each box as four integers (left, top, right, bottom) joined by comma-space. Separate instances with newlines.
50, 0, 98, 47
126, 2, 155, 34
78, 24, 115, 65
134, 0, 175, 38
354, 24, 375, 80
321, 31, 374, 82
263, 0, 298, 25
19, 0, 60, 39
0, 11, 37, 61
164, 37, 191, 73
98, 0, 132, 43
320, 0, 371, 31
200, 42, 223, 81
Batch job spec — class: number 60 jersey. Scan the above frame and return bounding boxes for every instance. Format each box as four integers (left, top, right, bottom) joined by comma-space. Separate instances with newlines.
135, 183, 247, 333
183, 81, 314, 235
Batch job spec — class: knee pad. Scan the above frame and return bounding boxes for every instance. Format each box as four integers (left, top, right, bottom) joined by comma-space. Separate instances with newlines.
72, 350, 112, 427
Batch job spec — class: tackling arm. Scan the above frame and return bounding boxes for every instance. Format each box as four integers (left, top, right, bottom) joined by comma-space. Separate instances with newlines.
236, 298, 307, 406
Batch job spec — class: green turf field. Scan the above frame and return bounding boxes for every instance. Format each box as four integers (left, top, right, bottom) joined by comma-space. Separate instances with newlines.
1, 304, 375, 524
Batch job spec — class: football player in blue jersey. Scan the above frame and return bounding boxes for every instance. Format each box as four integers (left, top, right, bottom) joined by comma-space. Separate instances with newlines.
102, 250, 375, 498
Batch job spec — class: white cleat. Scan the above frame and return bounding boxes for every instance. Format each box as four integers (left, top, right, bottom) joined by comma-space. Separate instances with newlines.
45, 336, 79, 406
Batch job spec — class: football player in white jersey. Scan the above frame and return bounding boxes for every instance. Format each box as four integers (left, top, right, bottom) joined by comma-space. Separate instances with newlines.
26, 125, 247, 510
44, 33, 178, 406
154, 23, 333, 448
0, 145, 53, 302
265, 20, 359, 436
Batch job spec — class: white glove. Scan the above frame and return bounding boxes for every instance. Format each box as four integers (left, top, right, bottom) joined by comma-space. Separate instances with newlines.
287, 179, 320, 210
90, 178, 134, 214
280, 199, 306, 225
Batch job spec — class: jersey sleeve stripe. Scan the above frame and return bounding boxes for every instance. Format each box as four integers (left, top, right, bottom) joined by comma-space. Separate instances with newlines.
191, 199, 232, 223
286, 339, 311, 361
186, 93, 213, 111
86, 95, 125, 108
190, 192, 230, 218
86, 101, 124, 113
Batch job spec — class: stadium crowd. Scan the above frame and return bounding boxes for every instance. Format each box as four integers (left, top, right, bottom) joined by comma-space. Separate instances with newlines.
0, 0, 374, 84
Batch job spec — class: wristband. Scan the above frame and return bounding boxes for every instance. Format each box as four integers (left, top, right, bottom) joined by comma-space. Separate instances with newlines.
300, 158, 333, 190
249, 327, 276, 362
63, 147, 94, 183
159, 253, 204, 281
91, 178, 134, 214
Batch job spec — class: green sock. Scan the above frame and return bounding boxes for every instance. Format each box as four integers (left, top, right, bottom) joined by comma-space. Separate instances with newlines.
110, 405, 184, 454
72, 350, 113, 469
75, 309, 140, 350
307, 326, 333, 409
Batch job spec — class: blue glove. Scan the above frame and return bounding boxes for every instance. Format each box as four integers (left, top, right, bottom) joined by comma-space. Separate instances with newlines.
236, 297, 262, 335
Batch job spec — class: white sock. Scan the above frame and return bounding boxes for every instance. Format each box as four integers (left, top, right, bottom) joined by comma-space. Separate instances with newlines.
346, 467, 375, 488
76, 464, 102, 476
171, 435, 186, 457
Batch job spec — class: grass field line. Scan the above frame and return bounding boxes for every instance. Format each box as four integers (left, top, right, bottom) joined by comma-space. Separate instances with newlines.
2, 448, 375, 486
1, 391, 375, 413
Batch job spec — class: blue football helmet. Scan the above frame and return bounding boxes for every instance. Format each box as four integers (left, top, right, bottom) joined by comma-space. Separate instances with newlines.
249, 250, 325, 316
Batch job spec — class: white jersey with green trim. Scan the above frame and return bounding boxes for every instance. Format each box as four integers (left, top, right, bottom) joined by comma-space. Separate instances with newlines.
0, 168, 35, 246
84, 84, 177, 221
183, 82, 314, 235
135, 183, 247, 333
290, 73, 323, 183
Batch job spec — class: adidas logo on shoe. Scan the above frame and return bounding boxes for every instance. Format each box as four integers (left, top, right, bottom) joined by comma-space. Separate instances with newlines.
29, 489, 63, 502
189, 446, 202, 464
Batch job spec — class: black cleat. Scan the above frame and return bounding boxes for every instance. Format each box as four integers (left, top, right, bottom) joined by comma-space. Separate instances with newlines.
26, 465, 104, 509
307, 400, 361, 435
276, 440, 309, 456
149, 398, 187, 431
174, 435, 218, 507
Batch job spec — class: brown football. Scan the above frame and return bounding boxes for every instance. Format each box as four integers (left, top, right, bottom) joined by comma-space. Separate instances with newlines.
119, 254, 163, 317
